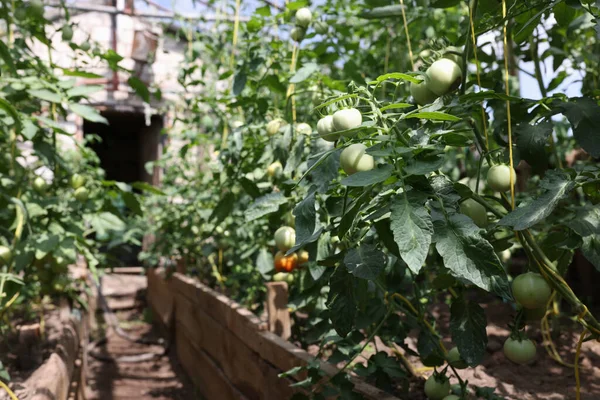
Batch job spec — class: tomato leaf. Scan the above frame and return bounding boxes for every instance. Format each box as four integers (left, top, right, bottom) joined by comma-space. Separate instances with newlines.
290, 63, 319, 84
567, 206, 600, 271
390, 193, 433, 275
293, 189, 317, 244
28, 89, 62, 103
515, 121, 552, 173
340, 164, 393, 187
127, 77, 150, 103
404, 112, 461, 122
434, 213, 511, 300
326, 266, 357, 337
344, 243, 386, 280
499, 170, 576, 231
69, 103, 108, 124
256, 248, 274, 279
245, 192, 287, 222
210, 192, 236, 225
450, 298, 487, 367
554, 97, 600, 158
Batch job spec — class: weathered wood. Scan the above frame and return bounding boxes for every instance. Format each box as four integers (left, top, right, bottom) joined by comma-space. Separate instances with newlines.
17, 323, 42, 370
147, 269, 402, 400
175, 290, 265, 399
265, 282, 291, 340
25, 307, 83, 400
175, 322, 249, 400
146, 268, 175, 330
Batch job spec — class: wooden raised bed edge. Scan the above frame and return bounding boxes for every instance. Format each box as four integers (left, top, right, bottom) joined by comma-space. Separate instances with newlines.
146, 267, 400, 400
3, 298, 89, 400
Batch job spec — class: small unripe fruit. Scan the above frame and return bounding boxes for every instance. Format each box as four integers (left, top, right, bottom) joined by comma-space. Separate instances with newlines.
295, 122, 312, 135
267, 161, 283, 178
512, 272, 552, 309
62, 25, 73, 41
274, 226, 296, 252
295, 7, 312, 28
317, 115, 338, 142
459, 198, 488, 228
426, 58, 463, 96
332, 108, 362, 134
266, 119, 284, 136
410, 80, 439, 105
340, 143, 374, 176
74, 186, 89, 202
290, 27, 306, 42
70, 173, 86, 189
487, 164, 516, 192
0, 246, 12, 266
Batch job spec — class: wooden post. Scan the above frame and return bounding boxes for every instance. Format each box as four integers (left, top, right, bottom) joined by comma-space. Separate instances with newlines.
17, 323, 42, 370
265, 282, 291, 340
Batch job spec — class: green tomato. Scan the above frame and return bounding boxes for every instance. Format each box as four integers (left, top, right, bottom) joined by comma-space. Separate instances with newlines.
314, 20, 328, 34
267, 161, 283, 178
410, 80, 439, 106
317, 115, 339, 142
295, 122, 312, 135
273, 272, 295, 284
424, 375, 450, 400
442, 396, 460, 400
33, 176, 48, 193
512, 272, 552, 309
30, 0, 44, 18
0, 246, 12, 266
283, 210, 296, 227
340, 143, 374, 176
503, 337, 536, 364
62, 25, 73, 41
487, 164, 515, 192
290, 27, 306, 42
79, 41, 91, 52
459, 199, 488, 228
70, 173, 86, 189
332, 108, 362, 134
295, 7, 312, 28
524, 306, 547, 322
74, 186, 89, 202
274, 226, 296, 252
426, 58, 462, 96
446, 347, 468, 369
266, 119, 285, 136
443, 46, 463, 66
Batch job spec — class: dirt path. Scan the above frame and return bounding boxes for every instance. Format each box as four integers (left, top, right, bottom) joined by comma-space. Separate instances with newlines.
86, 273, 199, 400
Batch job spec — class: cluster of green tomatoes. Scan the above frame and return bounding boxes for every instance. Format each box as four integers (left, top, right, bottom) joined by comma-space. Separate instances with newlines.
290, 7, 329, 43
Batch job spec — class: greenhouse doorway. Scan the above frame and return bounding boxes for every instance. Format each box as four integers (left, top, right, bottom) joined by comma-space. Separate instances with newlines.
84, 111, 163, 267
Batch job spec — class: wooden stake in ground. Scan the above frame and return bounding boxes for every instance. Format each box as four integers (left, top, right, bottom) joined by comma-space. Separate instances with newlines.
265, 282, 291, 340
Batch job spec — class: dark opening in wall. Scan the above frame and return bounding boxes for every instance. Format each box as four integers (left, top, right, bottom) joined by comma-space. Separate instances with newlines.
83, 110, 163, 267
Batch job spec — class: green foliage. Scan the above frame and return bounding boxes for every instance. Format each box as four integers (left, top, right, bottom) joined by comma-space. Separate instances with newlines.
137, 0, 600, 398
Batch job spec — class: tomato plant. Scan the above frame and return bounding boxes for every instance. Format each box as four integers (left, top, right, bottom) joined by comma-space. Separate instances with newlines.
138, 0, 600, 398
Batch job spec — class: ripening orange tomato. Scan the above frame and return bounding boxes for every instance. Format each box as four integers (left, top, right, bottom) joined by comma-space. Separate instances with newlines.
274, 251, 298, 272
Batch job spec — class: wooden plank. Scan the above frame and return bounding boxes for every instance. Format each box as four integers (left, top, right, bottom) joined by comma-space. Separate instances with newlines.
174, 293, 265, 399
175, 320, 248, 400
146, 268, 174, 328
265, 282, 291, 340
150, 271, 401, 400
171, 273, 266, 331
258, 358, 298, 400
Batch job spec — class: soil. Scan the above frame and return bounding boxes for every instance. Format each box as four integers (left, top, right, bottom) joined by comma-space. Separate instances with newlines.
351, 300, 600, 400
86, 273, 199, 400
0, 302, 67, 397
